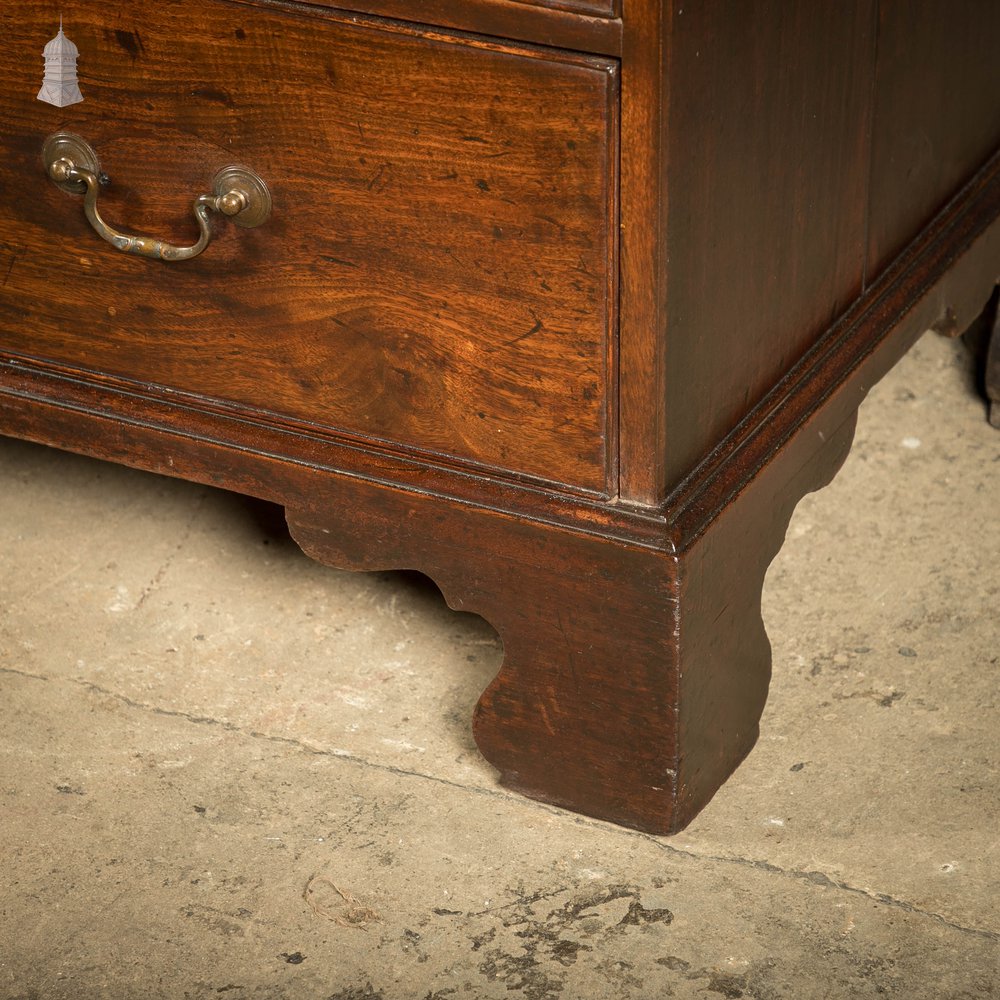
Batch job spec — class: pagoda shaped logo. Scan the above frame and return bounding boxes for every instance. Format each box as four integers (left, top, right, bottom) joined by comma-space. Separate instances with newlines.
38, 20, 84, 108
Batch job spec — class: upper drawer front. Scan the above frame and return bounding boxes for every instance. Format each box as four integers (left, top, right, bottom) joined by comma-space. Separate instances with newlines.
0, 3, 618, 494
512, 0, 618, 16
285, 1, 623, 55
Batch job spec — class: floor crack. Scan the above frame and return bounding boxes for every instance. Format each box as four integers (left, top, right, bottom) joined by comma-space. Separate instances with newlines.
633, 836, 1000, 943
5, 663, 997, 943
0, 665, 50, 683
58, 673, 514, 804
135, 490, 209, 609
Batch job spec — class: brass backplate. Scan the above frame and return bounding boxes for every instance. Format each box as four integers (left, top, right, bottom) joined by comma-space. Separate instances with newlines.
212, 165, 272, 228
42, 131, 101, 194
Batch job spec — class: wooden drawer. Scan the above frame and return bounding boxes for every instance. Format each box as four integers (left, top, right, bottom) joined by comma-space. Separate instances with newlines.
373, 0, 620, 18
453, 0, 618, 18
296, 0, 623, 54
0, 2, 618, 493
510, 0, 617, 16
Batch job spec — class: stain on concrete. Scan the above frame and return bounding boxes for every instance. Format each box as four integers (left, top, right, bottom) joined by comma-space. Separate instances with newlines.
325, 987, 384, 1000
707, 970, 749, 997
473, 884, 674, 998
180, 903, 248, 939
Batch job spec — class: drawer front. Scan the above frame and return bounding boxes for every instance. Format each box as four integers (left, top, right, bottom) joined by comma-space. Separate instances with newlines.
294, 1, 623, 55
0, 3, 618, 493
510, 0, 618, 17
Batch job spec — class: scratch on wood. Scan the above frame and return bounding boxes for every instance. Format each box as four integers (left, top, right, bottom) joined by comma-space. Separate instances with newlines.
537, 700, 556, 737
319, 255, 359, 268
1, 242, 25, 289
537, 214, 567, 237
486, 314, 543, 353
366, 162, 392, 192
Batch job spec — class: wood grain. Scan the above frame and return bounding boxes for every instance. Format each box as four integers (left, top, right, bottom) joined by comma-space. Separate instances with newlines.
508, 0, 618, 17
617, 0, 669, 504
986, 294, 1000, 428
257, 0, 623, 55
288, 497, 684, 832
651, 0, 876, 499
865, 0, 1000, 284
0, 2, 617, 493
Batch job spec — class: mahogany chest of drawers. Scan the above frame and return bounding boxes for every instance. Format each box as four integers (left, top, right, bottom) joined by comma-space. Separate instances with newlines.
1, 1, 998, 833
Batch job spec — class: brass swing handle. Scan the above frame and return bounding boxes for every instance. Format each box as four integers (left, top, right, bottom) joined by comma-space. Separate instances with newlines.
42, 132, 271, 262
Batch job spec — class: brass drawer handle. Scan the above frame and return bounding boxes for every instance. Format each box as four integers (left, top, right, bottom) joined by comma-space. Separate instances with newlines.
42, 132, 271, 261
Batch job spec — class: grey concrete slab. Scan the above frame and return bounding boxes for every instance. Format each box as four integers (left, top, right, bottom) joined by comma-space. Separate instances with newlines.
1, 331, 998, 998
1, 670, 996, 1000
0, 442, 501, 784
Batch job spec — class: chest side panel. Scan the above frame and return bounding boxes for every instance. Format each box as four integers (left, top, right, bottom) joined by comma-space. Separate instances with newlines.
654, 1, 876, 496
865, 0, 1000, 284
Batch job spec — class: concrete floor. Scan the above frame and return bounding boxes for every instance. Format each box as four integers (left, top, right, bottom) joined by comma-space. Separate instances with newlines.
0, 330, 997, 999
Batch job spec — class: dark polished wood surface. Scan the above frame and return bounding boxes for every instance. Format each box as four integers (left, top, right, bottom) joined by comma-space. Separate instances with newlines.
986, 298, 1000, 428
1, 0, 998, 833
654, 1, 875, 499
866, 0, 1000, 283
621, 0, 1000, 504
